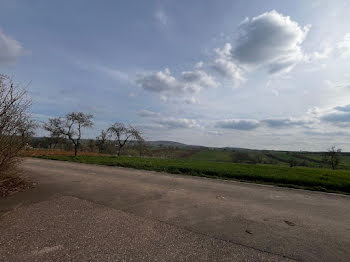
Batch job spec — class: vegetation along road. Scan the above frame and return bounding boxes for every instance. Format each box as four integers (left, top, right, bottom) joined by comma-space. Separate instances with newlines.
39, 155, 350, 194
1, 158, 349, 261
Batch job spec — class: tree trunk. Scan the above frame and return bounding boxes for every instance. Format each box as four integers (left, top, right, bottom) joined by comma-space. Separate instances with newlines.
74, 145, 78, 156
117, 147, 121, 156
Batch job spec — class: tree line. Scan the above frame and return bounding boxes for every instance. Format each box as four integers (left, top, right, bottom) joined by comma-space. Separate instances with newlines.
230, 146, 343, 170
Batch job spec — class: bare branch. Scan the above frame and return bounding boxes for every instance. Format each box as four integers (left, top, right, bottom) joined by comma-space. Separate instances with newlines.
43, 112, 93, 156
323, 146, 342, 170
107, 122, 144, 156
0, 74, 35, 178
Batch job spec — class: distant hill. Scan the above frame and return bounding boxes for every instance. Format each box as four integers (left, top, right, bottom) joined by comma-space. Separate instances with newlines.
147, 141, 207, 149
30, 137, 348, 154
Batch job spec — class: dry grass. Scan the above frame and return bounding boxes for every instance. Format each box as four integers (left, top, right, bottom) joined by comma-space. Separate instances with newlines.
21, 149, 108, 157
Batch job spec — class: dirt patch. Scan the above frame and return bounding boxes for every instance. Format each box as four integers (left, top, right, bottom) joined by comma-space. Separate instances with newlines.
0, 177, 35, 198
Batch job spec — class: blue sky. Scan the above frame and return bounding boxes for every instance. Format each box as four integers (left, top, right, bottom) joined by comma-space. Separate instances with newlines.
1, 0, 350, 150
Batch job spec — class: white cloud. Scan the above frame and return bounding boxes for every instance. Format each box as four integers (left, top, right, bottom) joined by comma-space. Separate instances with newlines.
212, 43, 246, 88
262, 118, 311, 128
304, 130, 350, 137
324, 79, 350, 89
136, 67, 218, 102
206, 130, 225, 136
183, 96, 198, 104
215, 119, 260, 130
321, 112, 350, 125
232, 10, 310, 74
0, 29, 25, 65
155, 9, 168, 28
182, 70, 219, 88
139, 11, 311, 95
209, 10, 310, 87
298, 104, 350, 127
194, 61, 204, 69
335, 105, 350, 112
212, 10, 310, 78
159, 94, 198, 104
310, 46, 333, 61
138, 109, 161, 118
320, 104, 350, 125
337, 33, 350, 58
307, 33, 350, 62
136, 68, 198, 94
155, 117, 199, 129
214, 115, 315, 132
136, 123, 165, 130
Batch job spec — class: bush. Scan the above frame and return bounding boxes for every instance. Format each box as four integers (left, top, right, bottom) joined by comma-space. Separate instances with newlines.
0, 75, 34, 179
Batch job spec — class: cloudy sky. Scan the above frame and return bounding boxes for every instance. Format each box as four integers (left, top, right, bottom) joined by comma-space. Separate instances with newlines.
1, 0, 350, 151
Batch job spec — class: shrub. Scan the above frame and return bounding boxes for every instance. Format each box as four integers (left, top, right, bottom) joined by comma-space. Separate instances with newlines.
0, 75, 35, 179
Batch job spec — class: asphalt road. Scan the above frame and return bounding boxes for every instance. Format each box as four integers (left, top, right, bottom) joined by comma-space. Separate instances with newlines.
0, 158, 349, 261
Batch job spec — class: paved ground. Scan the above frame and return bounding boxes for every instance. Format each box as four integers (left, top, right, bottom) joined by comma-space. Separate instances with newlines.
0, 158, 349, 261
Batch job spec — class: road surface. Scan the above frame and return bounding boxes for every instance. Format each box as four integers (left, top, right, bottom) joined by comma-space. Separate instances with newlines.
0, 158, 349, 261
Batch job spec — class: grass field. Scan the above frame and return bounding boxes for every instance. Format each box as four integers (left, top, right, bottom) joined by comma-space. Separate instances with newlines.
37, 155, 350, 194
186, 150, 232, 162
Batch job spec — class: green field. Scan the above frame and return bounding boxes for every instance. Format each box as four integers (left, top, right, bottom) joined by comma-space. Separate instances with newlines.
38, 155, 350, 194
186, 150, 232, 162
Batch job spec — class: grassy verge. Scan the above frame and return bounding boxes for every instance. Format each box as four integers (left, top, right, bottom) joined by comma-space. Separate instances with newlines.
37, 155, 350, 194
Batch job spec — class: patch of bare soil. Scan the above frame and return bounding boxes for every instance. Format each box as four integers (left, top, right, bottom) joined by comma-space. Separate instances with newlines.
0, 177, 35, 198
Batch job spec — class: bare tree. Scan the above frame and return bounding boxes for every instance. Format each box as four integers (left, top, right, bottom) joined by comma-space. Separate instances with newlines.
135, 131, 146, 157
107, 122, 143, 156
96, 129, 108, 153
44, 112, 93, 156
323, 146, 342, 170
0, 74, 35, 179
43, 118, 65, 149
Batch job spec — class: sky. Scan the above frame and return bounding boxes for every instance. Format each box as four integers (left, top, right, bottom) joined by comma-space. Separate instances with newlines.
1, 0, 350, 151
